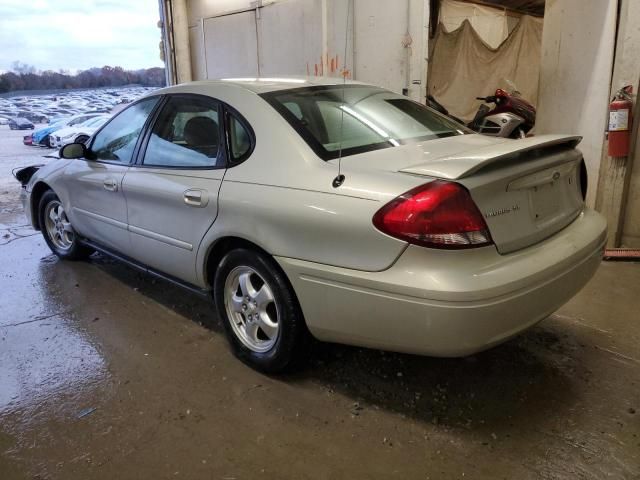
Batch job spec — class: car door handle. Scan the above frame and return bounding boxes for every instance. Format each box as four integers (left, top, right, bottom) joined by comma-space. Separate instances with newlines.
103, 179, 118, 192
184, 189, 208, 207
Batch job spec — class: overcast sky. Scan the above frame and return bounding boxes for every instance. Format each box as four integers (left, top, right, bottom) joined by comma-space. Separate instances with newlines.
0, 0, 164, 73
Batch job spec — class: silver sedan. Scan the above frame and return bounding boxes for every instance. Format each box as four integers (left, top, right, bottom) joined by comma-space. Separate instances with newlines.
21, 78, 607, 372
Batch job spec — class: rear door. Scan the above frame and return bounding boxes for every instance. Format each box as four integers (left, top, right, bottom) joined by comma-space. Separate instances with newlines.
64, 97, 160, 252
122, 94, 245, 285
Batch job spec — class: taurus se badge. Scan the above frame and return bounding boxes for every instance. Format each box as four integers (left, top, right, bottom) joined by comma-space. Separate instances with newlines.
484, 204, 520, 218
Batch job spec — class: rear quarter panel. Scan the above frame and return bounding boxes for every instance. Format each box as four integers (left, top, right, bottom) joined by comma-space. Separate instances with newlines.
209, 180, 406, 272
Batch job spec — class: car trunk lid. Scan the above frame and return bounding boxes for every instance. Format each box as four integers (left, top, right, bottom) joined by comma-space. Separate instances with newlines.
397, 135, 586, 254
399, 134, 582, 180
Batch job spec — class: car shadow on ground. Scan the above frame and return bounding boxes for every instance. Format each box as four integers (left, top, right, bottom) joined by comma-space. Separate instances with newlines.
88, 252, 224, 331
86, 251, 583, 436
296, 327, 582, 436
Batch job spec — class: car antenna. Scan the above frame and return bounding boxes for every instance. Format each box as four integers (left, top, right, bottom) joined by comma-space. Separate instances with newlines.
332, 0, 351, 188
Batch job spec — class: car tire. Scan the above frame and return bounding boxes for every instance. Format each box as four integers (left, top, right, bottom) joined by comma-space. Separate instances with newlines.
213, 248, 311, 373
38, 190, 93, 260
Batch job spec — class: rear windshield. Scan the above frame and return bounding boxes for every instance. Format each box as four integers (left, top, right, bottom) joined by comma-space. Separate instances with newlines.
261, 85, 468, 160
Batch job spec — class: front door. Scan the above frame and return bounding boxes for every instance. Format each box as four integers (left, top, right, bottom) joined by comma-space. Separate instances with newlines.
64, 96, 160, 252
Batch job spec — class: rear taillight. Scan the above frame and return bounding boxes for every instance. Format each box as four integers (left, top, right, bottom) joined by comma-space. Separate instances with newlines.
373, 180, 493, 249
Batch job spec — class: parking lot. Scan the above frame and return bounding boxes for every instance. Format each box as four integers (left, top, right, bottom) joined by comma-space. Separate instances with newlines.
0, 124, 638, 479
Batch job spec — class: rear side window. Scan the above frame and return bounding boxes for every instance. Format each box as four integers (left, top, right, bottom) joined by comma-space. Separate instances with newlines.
227, 112, 252, 162
143, 96, 222, 168
261, 85, 468, 160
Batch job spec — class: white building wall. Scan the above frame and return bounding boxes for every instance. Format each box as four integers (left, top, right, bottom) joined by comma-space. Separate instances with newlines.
204, 11, 260, 78
352, 0, 428, 98
259, 0, 324, 76
352, 0, 408, 94
187, 0, 261, 24
183, 0, 429, 102
188, 23, 206, 80
535, 0, 618, 207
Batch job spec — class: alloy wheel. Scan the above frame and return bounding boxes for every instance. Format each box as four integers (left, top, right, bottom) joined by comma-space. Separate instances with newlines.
224, 265, 280, 353
44, 200, 74, 251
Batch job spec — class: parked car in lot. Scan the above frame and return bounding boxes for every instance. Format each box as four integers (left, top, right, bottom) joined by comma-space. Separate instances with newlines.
32, 113, 102, 147
23, 134, 33, 146
1, 86, 155, 133
50, 115, 110, 148
22, 112, 49, 124
18, 78, 607, 373
32, 119, 67, 146
8, 117, 34, 130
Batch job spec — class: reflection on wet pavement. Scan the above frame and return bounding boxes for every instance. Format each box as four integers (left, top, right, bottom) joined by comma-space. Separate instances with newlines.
0, 233, 112, 469
0, 309, 109, 412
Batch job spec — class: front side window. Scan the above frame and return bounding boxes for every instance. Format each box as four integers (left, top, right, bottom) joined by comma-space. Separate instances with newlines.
89, 97, 159, 163
262, 85, 469, 160
143, 96, 221, 168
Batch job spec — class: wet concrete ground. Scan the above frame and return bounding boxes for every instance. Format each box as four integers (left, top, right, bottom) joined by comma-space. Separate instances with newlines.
0, 125, 639, 479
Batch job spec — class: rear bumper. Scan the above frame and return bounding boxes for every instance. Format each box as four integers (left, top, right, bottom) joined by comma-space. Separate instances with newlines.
276, 208, 606, 356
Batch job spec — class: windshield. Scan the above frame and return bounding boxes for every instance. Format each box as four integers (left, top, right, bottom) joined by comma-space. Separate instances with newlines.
261, 85, 468, 160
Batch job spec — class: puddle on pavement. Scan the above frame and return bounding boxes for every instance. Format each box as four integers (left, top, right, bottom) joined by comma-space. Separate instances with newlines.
0, 230, 112, 449
0, 314, 109, 414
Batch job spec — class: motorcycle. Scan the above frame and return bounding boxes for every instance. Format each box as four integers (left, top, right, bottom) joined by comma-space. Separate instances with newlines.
427, 87, 536, 139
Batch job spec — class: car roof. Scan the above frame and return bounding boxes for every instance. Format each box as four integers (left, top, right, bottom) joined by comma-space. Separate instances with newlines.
157, 76, 370, 95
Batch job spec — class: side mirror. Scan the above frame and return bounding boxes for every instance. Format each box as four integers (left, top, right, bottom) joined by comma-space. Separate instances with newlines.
60, 142, 86, 159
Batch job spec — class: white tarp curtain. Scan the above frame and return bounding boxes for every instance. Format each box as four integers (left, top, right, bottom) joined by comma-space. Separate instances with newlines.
440, 0, 508, 49
428, 15, 543, 122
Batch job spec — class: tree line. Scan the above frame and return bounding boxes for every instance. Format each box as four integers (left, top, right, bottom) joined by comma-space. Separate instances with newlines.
0, 64, 166, 93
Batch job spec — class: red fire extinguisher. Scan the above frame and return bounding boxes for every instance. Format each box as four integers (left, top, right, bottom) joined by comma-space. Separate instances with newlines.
608, 85, 633, 157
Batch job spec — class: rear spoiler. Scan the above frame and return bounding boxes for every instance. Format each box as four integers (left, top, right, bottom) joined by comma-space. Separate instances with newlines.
400, 135, 582, 180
